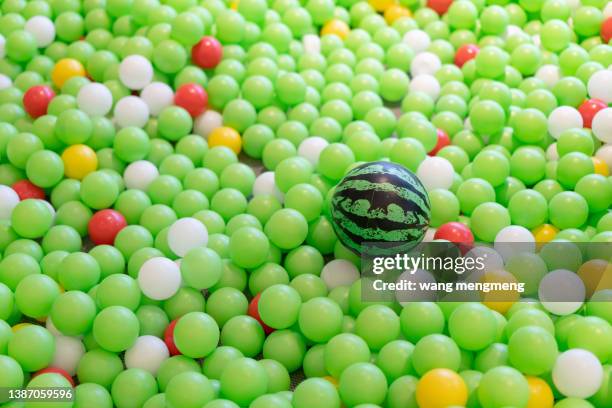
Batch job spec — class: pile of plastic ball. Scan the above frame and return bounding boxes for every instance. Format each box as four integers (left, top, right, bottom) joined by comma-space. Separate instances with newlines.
0, 0, 611, 407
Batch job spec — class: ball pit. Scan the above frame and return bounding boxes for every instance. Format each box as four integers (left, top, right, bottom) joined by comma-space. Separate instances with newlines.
0, 0, 611, 407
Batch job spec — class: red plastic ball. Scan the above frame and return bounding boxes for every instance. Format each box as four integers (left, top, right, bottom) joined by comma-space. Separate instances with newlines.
164, 320, 181, 356
12, 180, 45, 200
174, 83, 208, 117
430, 129, 451, 155
33, 367, 76, 387
454, 44, 479, 68
601, 17, 612, 43
427, 0, 453, 15
192, 36, 223, 69
248, 293, 274, 335
23, 85, 55, 119
88, 209, 127, 245
434, 222, 474, 254
578, 98, 607, 128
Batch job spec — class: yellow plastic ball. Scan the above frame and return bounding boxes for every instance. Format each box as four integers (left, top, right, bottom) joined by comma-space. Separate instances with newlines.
481, 269, 520, 315
12, 323, 32, 333
61, 144, 98, 180
532, 224, 558, 244
592, 157, 609, 176
416, 368, 468, 408
526, 377, 554, 408
369, 0, 397, 12
384, 5, 411, 24
321, 20, 350, 40
577, 259, 612, 297
208, 126, 242, 154
51, 58, 86, 89
230, 0, 239, 10
322, 376, 339, 388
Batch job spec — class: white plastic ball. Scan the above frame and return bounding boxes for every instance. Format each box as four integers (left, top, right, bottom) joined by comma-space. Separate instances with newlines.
396, 269, 437, 304
0, 34, 5, 59
253, 171, 284, 202
504, 25, 523, 38
138, 257, 182, 300
591, 108, 612, 144
410, 52, 442, 77
167, 218, 209, 257
422, 227, 437, 242
298, 136, 329, 166
321, 259, 360, 290
76, 83, 113, 117
417, 156, 454, 190
539, 269, 586, 315
547, 106, 583, 139
465, 245, 505, 273
0, 74, 12, 90
0, 185, 19, 220
403, 29, 431, 54
194, 110, 223, 138
114, 96, 149, 128
119, 55, 154, 90
546, 143, 558, 161
604, 1, 612, 18
462, 246, 505, 286
45, 316, 63, 337
493, 225, 535, 243
553, 349, 604, 398
303, 34, 321, 54
409, 74, 440, 101
41, 200, 56, 223
124, 335, 169, 376
123, 160, 159, 191
24, 16, 55, 48
493, 225, 535, 261
535, 64, 561, 88
595, 144, 612, 170
140, 82, 174, 116
587, 69, 612, 104
464, 117, 472, 131
51, 336, 85, 376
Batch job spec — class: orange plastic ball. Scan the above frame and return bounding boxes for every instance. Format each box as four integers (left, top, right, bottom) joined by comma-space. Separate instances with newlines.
384, 5, 411, 24
592, 157, 609, 176
208, 126, 242, 154
321, 20, 351, 40
61, 144, 99, 180
526, 376, 554, 408
532, 224, 558, 244
416, 368, 468, 408
51, 58, 86, 89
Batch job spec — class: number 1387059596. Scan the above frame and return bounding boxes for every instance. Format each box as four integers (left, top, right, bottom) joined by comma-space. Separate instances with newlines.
2, 387, 74, 403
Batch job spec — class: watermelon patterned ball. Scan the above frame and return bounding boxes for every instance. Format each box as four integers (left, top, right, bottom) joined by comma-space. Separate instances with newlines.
330, 161, 431, 256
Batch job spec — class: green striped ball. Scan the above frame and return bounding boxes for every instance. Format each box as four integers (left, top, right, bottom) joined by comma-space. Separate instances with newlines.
330, 161, 431, 256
